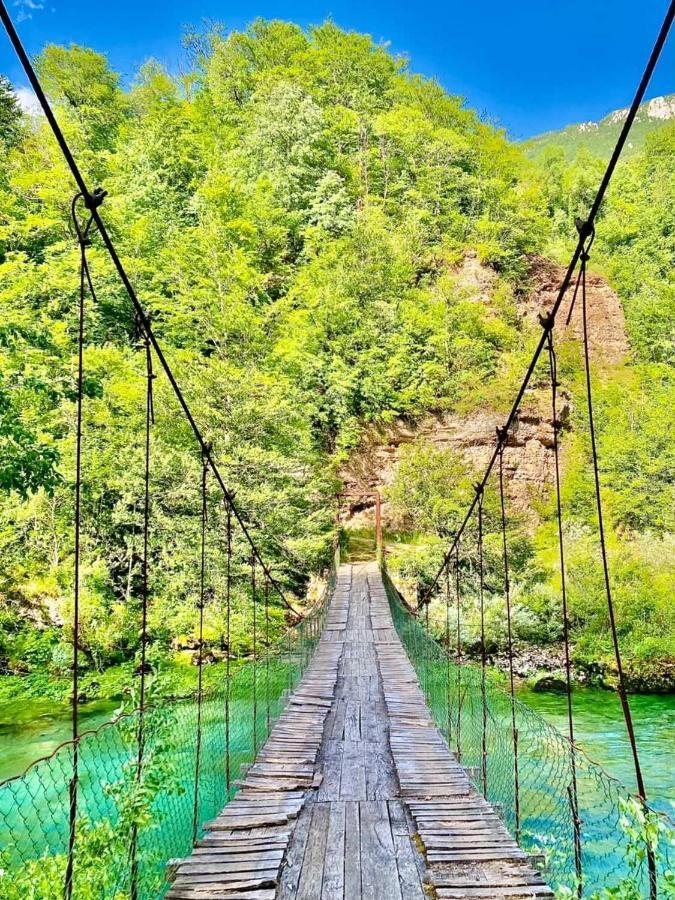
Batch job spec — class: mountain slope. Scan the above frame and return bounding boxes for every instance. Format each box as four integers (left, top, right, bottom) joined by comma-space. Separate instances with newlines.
523, 93, 675, 160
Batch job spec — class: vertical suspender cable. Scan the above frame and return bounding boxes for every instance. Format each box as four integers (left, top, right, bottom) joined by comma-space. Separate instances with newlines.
225, 503, 232, 799
192, 451, 208, 844
64, 196, 92, 900
454, 545, 463, 762
130, 328, 154, 900
497, 435, 520, 841
264, 575, 271, 733
251, 555, 258, 756
579, 244, 657, 899
286, 612, 293, 694
445, 564, 452, 745
476, 487, 488, 799
424, 601, 430, 701
544, 322, 582, 895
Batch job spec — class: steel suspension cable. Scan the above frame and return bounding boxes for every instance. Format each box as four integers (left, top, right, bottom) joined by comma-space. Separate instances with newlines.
497, 435, 520, 841
579, 245, 657, 899
130, 325, 155, 900
0, 0, 303, 619
192, 450, 209, 845
419, 0, 675, 603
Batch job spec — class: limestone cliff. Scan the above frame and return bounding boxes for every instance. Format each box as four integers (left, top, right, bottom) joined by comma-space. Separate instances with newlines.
340, 252, 629, 527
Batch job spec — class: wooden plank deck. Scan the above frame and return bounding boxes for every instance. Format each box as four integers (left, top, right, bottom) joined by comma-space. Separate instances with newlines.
369, 570, 554, 900
277, 563, 426, 900
167, 562, 554, 900
165, 569, 348, 900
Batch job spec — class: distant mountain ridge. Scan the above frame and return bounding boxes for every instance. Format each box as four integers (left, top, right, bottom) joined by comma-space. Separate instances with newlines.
523, 93, 675, 160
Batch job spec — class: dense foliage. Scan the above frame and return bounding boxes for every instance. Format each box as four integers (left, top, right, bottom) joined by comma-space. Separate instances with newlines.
385, 120, 675, 688
0, 22, 550, 700
0, 20, 672, 700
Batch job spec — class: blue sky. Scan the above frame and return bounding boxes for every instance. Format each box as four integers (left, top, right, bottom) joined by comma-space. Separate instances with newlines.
1, 0, 673, 138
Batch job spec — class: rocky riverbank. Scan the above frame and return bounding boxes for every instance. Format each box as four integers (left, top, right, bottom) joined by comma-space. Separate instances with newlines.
490, 644, 675, 694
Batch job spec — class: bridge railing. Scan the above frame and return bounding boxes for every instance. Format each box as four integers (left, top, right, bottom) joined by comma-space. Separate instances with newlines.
0, 545, 338, 900
383, 568, 675, 899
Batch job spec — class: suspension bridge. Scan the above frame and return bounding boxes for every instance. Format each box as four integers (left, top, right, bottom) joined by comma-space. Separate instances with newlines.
0, 1, 674, 898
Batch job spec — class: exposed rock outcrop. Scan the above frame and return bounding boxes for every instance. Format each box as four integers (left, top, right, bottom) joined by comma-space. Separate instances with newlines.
525, 256, 629, 365
340, 253, 629, 527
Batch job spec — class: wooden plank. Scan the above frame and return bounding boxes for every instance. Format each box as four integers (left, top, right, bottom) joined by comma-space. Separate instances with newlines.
321, 802, 346, 900
295, 801, 331, 900
344, 800, 362, 899
340, 739, 366, 801
393, 832, 427, 900
360, 800, 403, 900
316, 739, 343, 802
276, 800, 314, 899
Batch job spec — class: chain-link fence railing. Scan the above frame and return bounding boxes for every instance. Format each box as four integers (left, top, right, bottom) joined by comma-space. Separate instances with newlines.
0, 549, 337, 900
383, 570, 675, 899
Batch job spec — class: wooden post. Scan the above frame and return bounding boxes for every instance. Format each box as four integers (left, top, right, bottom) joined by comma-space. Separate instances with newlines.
375, 491, 383, 564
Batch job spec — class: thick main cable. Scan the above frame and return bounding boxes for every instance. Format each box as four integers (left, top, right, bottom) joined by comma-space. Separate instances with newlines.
0, 1, 301, 619
421, 0, 675, 603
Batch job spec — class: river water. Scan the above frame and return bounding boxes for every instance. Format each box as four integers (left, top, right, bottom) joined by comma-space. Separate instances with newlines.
2, 686, 673, 816
0, 697, 118, 783
516, 685, 675, 819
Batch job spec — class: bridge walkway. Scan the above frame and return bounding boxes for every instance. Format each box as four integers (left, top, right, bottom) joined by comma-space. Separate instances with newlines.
168, 562, 553, 900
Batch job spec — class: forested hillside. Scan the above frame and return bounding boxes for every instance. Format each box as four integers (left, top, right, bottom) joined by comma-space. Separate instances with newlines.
524, 93, 675, 161
0, 20, 672, 700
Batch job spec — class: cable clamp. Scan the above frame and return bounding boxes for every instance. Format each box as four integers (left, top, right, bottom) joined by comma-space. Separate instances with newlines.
496, 425, 509, 446
575, 217, 593, 241
575, 218, 595, 261
134, 661, 153, 677
538, 312, 554, 332
83, 187, 107, 211
473, 482, 484, 496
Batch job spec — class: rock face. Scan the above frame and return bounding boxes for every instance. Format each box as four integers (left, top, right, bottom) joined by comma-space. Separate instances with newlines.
525, 256, 629, 365
340, 253, 628, 527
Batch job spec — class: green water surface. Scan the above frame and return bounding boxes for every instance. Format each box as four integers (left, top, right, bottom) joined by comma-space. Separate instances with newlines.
517, 684, 675, 819
3, 682, 673, 814
0, 698, 118, 783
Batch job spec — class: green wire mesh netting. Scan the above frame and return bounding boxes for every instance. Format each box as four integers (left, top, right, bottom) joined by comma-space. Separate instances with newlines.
383, 570, 675, 899
0, 559, 337, 900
